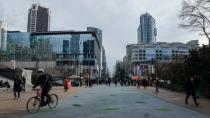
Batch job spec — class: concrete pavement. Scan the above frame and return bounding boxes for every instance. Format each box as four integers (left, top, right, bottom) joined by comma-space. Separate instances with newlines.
24, 85, 210, 118
141, 86, 210, 116
0, 86, 84, 118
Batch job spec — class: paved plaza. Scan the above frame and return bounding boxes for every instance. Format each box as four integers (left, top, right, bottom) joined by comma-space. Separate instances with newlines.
24, 85, 210, 118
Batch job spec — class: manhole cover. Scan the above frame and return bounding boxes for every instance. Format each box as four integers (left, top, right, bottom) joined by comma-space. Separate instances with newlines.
155, 108, 172, 112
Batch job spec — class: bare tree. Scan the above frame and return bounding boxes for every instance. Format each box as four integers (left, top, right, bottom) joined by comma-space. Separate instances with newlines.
179, 0, 210, 46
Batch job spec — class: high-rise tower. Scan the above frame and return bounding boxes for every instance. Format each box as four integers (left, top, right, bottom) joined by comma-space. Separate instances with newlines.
0, 21, 7, 51
27, 4, 51, 32
137, 13, 157, 44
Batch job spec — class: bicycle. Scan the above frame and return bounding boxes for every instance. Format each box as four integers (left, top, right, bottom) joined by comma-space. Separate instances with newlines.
26, 89, 58, 113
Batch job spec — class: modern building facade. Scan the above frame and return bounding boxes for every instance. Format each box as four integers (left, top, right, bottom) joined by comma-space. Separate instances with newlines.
87, 27, 102, 47
87, 27, 103, 75
126, 40, 199, 76
0, 21, 7, 51
27, 4, 51, 32
101, 46, 107, 77
7, 31, 30, 47
3, 31, 102, 77
137, 13, 157, 44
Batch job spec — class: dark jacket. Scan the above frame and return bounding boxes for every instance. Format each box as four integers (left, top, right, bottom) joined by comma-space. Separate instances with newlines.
13, 77, 22, 92
33, 74, 53, 90
185, 80, 196, 94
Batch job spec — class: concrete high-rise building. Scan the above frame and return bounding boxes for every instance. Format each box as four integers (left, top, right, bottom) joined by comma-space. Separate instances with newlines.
137, 13, 157, 44
0, 21, 7, 51
87, 27, 102, 47
27, 4, 51, 32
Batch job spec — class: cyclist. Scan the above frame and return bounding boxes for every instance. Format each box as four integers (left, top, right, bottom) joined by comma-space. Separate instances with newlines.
32, 69, 53, 106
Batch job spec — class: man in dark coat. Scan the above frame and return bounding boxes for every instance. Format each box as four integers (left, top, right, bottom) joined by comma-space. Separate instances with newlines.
185, 77, 199, 106
33, 69, 53, 106
13, 76, 22, 99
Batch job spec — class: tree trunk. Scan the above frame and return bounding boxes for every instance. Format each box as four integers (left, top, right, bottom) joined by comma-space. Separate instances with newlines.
202, 27, 210, 46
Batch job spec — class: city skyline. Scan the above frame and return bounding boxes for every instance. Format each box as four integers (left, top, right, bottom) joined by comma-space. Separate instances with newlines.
0, 0, 208, 72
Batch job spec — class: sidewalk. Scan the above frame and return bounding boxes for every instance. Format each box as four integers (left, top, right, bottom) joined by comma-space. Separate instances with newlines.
0, 86, 84, 118
141, 87, 210, 116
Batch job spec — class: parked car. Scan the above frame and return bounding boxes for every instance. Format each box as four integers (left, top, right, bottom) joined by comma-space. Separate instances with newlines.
71, 80, 80, 87
53, 79, 64, 86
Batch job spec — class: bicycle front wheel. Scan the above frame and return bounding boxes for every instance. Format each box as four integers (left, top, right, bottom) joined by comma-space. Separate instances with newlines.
48, 94, 58, 109
26, 96, 41, 113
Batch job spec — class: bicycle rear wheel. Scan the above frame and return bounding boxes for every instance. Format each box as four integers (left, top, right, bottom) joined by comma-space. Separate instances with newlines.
26, 96, 41, 113
48, 94, 58, 109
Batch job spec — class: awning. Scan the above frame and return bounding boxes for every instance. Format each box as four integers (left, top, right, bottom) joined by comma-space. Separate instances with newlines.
68, 75, 80, 79
132, 76, 142, 80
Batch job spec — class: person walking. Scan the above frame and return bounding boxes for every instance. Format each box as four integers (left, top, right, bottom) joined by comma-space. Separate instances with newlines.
114, 79, 118, 87
64, 79, 69, 92
155, 78, 160, 92
108, 77, 111, 87
185, 77, 199, 106
137, 80, 141, 89
143, 78, 147, 89
13, 76, 22, 100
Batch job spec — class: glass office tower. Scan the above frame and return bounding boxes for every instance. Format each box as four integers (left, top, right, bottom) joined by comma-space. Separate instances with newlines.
3, 31, 101, 76
137, 13, 157, 44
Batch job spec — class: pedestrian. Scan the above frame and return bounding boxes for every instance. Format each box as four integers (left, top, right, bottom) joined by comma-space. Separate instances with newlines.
85, 79, 88, 87
13, 76, 22, 99
137, 80, 141, 89
105, 79, 108, 86
155, 78, 160, 92
64, 79, 69, 92
22, 76, 26, 92
143, 78, 147, 89
185, 76, 199, 106
114, 79, 118, 87
108, 77, 111, 87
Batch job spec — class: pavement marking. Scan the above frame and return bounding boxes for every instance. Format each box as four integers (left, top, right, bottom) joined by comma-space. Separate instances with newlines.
154, 108, 173, 112
40, 108, 54, 112
101, 99, 107, 101
87, 92, 95, 94
104, 107, 120, 111
72, 104, 81, 107
109, 94, 117, 96
136, 101, 146, 104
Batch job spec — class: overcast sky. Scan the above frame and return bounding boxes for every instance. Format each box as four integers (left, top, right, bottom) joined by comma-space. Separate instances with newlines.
0, 0, 208, 72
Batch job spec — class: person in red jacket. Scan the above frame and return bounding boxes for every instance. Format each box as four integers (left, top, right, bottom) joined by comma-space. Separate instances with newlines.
64, 79, 69, 92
